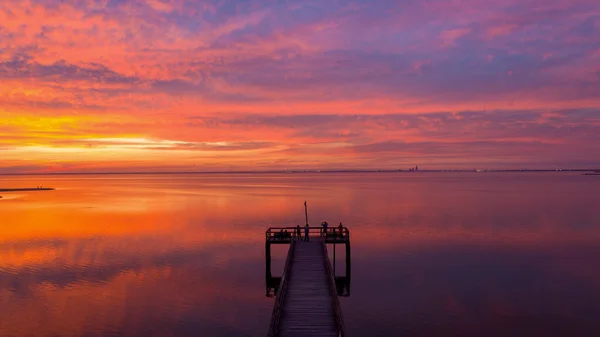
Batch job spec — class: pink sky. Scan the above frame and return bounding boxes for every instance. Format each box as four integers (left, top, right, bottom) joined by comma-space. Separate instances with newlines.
1, 0, 599, 172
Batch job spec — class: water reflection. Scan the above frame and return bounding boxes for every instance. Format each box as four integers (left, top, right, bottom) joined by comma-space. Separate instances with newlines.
1, 173, 600, 336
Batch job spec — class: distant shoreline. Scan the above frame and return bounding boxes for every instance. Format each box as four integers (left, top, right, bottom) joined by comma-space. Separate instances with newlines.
0, 188, 55, 192
0, 169, 597, 176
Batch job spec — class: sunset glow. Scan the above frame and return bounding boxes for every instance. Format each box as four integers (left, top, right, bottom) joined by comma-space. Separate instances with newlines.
1, 0, 599, 172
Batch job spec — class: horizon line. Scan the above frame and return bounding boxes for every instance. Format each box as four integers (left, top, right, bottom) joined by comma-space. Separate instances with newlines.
0, 168, 598, 176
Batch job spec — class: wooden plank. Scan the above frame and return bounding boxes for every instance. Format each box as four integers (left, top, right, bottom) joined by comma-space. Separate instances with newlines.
275, 240, 341, 337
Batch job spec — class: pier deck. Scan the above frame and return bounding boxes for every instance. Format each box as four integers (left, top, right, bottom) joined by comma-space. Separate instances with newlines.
266, 228, 349, 337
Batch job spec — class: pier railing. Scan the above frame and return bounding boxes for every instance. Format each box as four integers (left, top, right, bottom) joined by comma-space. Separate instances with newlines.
322, 241, 346, 336
265, 226, 350, 243
267, 240, 296, 337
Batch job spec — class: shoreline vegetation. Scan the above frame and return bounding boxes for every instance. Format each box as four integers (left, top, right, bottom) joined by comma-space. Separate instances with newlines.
0, 187, 54, 199
0, 188, 55, 192
583, 169, 600, 176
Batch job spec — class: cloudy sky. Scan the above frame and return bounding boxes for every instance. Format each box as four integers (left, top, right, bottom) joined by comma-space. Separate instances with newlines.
1, 0, 599, 172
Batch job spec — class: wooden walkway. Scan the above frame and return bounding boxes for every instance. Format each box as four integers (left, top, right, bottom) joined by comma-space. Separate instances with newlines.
268, 239, 344, 337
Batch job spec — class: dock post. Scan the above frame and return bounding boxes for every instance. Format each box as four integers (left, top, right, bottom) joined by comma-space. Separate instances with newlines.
345, 241, 351, 283
333, 242, 336, 276
265, 242, 272, 280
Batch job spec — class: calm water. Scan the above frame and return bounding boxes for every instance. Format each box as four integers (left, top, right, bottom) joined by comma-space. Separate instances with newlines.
1, 173, 599, 337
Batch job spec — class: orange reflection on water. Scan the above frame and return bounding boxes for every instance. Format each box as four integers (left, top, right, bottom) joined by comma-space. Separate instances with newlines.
1, 265, 267, 337
1, 173, 600, 336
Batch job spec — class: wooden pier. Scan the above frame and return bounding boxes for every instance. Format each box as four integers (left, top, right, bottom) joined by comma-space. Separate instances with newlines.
265, 227, 350, 337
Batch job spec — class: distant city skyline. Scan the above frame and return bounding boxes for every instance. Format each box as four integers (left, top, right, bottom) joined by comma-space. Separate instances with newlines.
1, 0, 599, 173
0, 167, 597, 176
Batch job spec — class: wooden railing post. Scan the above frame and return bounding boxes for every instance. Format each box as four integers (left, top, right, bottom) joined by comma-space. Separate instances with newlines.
265, 241, 271, 280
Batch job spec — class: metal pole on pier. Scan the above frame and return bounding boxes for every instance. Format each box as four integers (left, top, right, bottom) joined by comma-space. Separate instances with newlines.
304, 201, 309, 226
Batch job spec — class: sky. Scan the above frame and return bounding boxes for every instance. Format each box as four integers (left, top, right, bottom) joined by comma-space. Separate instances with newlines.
0, 0, 599, 172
